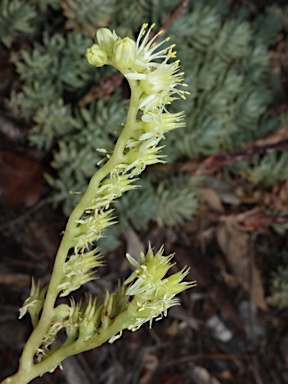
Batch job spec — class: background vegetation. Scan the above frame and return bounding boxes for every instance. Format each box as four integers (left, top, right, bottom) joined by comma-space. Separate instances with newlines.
0, 0, 288, 383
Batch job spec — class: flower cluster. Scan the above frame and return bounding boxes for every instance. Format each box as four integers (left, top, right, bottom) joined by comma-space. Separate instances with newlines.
37, 246, 195, 354
57, 248, 104, 296
71, 24, 190, 255
124, 245, 196, 330
86, 23, 190, 177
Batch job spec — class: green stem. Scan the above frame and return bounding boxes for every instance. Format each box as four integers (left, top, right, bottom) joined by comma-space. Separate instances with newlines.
1, 78, 140, 384
1, 302, 136, 384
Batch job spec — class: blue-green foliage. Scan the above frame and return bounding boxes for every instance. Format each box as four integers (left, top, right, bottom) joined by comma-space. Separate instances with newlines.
0, 0, 36, 47
165, 2, 280, 160
9, 32, 95, 120
30, 99, 77, 150
246, 152, 288, 187
46, 93, 126, 215
28, 0, 61, 12
5, 0, 288, 244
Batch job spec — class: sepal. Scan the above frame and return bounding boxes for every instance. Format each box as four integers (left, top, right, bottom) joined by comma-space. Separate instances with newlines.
19, 278, 47, 327
78, 296, 103, 341
100, 285, 129, 331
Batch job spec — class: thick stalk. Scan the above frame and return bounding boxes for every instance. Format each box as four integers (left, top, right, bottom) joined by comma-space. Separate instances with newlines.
0, 300, 138, 384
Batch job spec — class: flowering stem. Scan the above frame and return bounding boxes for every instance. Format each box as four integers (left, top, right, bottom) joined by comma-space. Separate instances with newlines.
1, 306, 133, 384
1, 23, 193, 384
2, 77, 140, 384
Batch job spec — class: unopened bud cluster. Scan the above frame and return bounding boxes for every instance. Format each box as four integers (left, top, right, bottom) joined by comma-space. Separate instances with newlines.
86, 28, 136, 69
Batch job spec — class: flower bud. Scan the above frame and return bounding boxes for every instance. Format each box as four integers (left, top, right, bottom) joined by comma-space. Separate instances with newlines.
19, 279, 47, 328
86, 44, 107, 67
65, 299, 81, 340
96, 28, 116, 57
52, 304, 71, 322
78, 297, 103, 341
112, 37, 136, 69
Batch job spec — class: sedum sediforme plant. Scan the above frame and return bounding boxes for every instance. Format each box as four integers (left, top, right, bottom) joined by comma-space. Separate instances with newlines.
1, 24, 195, 384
